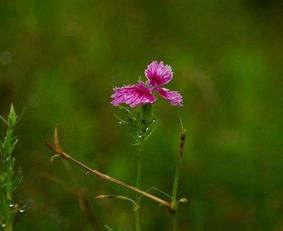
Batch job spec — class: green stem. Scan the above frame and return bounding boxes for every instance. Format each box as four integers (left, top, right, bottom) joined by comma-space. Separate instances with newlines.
172, 215, 177, 231
171, 158, 182, 231
135, 149, 142, 231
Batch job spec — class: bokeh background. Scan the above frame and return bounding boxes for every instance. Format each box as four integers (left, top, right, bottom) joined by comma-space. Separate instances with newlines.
0, 0, 282, 230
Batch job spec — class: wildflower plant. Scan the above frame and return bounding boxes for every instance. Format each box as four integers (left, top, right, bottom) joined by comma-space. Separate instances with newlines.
111, 61, 182, 150
0, 105, 23, 231
111, 61, 184, 231
47, 60, 187, 231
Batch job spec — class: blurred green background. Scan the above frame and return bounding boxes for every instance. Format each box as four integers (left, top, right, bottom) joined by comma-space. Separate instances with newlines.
0, 0, 282, 230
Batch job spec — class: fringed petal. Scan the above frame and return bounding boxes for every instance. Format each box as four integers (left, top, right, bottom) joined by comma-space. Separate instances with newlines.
145, 61, 173, 87
111, 81, 156, 107
155, 87, 183, 106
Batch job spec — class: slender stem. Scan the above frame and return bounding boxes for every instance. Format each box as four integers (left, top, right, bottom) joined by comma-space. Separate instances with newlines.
135, 150, 142, 231
171, 158, 181, 209
172, 215, 177, 231
171, 120, 186, 231
171, 158, 182, 231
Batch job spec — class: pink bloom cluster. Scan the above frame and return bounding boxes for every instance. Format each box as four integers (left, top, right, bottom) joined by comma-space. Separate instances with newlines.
111, 61, 183, 107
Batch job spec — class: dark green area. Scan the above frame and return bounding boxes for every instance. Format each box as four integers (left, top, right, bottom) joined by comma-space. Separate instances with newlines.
0, 0, 282, 230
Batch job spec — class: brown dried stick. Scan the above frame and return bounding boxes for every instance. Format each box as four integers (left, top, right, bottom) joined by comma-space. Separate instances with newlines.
46, 127, 174, 212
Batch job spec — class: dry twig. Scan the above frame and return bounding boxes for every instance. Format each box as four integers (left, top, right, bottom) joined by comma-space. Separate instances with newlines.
46, 127, 174, 213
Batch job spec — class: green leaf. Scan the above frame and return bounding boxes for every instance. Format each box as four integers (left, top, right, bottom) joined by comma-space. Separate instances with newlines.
8, 104, 18, 127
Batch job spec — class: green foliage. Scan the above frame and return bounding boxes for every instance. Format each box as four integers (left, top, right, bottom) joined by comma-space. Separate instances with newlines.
0, 105, 23, 231
115, 104, 158, 147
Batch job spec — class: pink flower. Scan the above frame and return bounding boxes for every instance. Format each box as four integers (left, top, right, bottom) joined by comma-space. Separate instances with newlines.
145, 61, 173, 87
111, 81, 156, 108
111, 61, 183, 107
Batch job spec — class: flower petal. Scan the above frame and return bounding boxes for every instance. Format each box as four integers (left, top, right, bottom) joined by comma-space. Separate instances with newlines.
155, 87, 183, 106
145, 61, 173, 87
111, 81, 156, 107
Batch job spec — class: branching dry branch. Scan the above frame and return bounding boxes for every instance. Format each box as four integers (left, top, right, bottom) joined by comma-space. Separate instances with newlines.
46, 127, 174, 213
